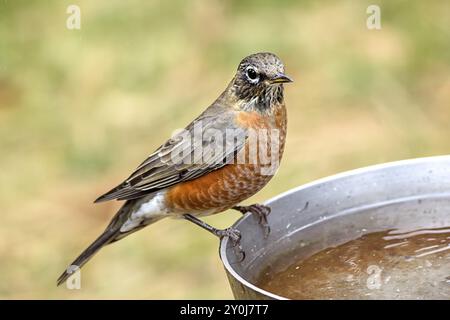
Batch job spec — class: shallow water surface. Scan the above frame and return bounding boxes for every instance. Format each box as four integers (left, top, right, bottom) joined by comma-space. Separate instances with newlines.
257, 227, 450, 299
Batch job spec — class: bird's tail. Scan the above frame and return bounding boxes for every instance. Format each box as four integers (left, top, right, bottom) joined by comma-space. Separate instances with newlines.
57, 200, 161, 286
56, 227, 120, 286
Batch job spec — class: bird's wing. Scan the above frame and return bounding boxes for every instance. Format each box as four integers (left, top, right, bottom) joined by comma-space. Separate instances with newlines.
94, 104, 247, 202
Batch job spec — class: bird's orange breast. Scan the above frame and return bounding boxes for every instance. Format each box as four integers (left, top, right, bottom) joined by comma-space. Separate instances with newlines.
165, 104, 287, 215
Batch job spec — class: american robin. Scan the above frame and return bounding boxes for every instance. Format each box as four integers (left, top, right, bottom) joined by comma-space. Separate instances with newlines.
57, 52, 292, 285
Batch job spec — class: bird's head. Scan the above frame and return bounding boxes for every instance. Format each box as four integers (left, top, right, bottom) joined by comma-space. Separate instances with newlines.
230, 52, 292, 113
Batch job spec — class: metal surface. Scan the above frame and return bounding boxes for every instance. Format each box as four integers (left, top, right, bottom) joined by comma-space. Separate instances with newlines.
219, 156, 450, 299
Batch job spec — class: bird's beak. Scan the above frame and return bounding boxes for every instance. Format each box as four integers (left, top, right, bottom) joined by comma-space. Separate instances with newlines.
270, 73, 293, 84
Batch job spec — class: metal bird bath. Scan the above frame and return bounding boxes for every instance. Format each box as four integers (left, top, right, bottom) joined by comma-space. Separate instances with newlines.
219, 156, 450, 299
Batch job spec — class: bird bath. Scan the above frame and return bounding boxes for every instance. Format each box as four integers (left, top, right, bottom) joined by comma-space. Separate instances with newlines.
220, 156, 450, 299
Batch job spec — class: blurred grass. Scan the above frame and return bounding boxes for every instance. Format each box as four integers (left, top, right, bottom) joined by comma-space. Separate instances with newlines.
0, 0, 449, 298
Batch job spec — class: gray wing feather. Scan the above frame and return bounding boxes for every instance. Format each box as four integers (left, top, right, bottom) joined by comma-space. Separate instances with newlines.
95, 104, 247, 203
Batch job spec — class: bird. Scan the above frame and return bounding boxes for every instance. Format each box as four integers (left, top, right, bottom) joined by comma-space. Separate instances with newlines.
57, 52, 292, 286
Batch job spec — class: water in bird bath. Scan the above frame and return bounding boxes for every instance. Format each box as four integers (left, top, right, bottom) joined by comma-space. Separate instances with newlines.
257, 227, 450, 299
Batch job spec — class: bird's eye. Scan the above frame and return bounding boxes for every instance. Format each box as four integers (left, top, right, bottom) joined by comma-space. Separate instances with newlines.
245, 66, 259, 83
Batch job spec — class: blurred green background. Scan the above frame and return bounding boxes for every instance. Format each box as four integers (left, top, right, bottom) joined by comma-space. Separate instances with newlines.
0, 0, 449, 299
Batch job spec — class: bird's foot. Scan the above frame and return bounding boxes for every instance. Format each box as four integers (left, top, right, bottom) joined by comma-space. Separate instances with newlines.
215, 227, 245, 261
233, 204, 271, 238
183, 214, 245, 261
215, 227, 241, 243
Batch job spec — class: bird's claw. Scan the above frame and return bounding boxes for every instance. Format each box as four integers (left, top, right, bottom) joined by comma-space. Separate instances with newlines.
217, 227, 245, 261
217, 227, 241, 242
233, 204, 271, 238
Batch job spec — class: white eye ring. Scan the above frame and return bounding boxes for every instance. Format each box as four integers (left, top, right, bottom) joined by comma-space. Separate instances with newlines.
245, 66, 259, 84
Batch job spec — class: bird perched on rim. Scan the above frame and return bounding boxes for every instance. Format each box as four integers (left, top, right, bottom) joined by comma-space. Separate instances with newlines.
57, 52, 292, 286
